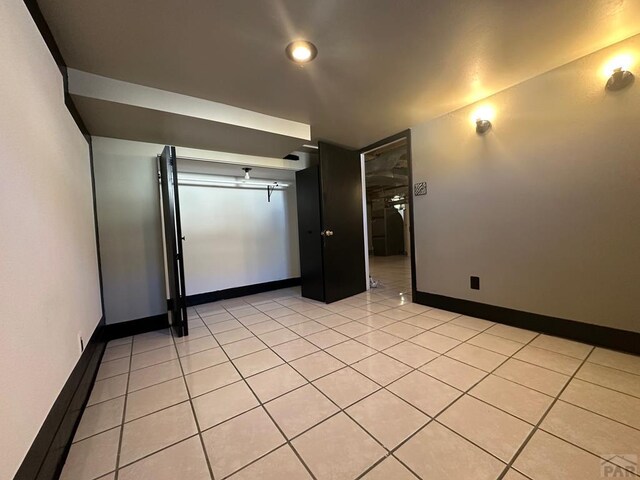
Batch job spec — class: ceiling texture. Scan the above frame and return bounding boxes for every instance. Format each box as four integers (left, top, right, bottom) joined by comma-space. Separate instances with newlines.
39, 0, 640, 151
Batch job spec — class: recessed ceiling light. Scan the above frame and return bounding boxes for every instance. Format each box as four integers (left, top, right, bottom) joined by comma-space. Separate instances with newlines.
285, 40, 318, 64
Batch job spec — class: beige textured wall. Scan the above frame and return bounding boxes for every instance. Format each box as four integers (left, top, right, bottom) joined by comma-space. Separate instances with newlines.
411, 35, 640, 333
0, 1, 102, 477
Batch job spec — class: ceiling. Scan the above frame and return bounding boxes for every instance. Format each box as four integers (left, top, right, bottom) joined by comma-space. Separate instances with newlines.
40, 0, 640, 149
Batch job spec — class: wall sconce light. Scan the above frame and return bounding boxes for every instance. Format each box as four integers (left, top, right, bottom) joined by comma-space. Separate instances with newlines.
242, 167, 252, 180
606, 67, 634, 91
475, 119, 492, 134
470, 105, 495, 135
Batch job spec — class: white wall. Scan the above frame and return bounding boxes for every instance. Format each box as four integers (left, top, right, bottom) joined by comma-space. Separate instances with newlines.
180, 183, 300, 295
411, 34, 640, 333
0, 1, 102, 478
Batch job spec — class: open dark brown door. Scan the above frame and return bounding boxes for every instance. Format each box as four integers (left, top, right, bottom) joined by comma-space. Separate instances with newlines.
318, 142, 366, 302
159, 146, 188, 337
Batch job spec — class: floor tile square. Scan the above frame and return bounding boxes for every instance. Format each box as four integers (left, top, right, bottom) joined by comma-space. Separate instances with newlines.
292, 413, 385, 480
214, 327, 254, 345
419, 355, 487, 391
513, 430, 613, 480
410, 331, 460, 353
560, 378, 640, 430
379, 309, 417, 321
383, 341, 439, 368
130, 346, 178, 371
404, 315, 445, 329
258, 328, 300, 347
302, 307, 333, 319
175, 335, 217, 357
246, 363, 307, 402
272, 338, 319, 361
315, 313, 352, 328
202, 407, 285, 479
420, 308, 460, 321
361, 303, 392, 314
530, 334, 593, 359
431, 323, 478, 341
347, 389, 428, 449
355, 330, 403, 350
470, 374, 554, 424
575, 361, 640, 398
290, 351, 346, 381
439, 395, 533, 462
361, 456, 416, 479
127, 359, 182, 392
313, 367, 379, 408
494, 358, 570, 396
222, 337, 267, 359
381, 322, 425, 339
233, 349, 283, 377
340, 307, 371, 320
120, 402, 197, 466
450, 315, 495, 331
276, 313, 311, 327
87, 374, 128, 406
306, 329, 350, 348
192, 381, 259, 429
208, 319, 244, 334
185, 361, 241, 397
60, 427, 120, 480
125, 377, 189, 422
238, 312, 271, 326
180, 347, 228, 375
201, 311, 233, 323
96, 357, 130, 381
265, 384, 339, 439
485, 324, 538, 343
395, 422, 504, 480
588, 347, 640, 375
288, 320, 328, 336
513, 345, 582, 375
541, 400, 640, 472
334, 321, 375, 338
357, 314, 397, 328
117, 436, 210, 480
326, 339, 377, 364
101, 344, 132, 362
445, 343, 507, 371
248, 319, 283, 335
467, 332, 523, 356
352, 353, 412, 386
73, 397, 125, 442
387, 370, 461, 416
228, 445, 312, 479
267, 306, 297, 319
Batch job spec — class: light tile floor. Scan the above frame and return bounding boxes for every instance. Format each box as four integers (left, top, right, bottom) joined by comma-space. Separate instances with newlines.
61, 256, 640, 480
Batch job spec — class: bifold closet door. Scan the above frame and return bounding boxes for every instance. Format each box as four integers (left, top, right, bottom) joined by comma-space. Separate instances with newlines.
158, 145, 188, 337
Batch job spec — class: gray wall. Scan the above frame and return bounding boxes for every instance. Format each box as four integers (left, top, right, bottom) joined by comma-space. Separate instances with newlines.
411, 35, 640, 333
93, 137, 167, 324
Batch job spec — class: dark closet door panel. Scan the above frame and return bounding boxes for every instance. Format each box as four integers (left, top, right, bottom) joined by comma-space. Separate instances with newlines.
296, 166, 325, 301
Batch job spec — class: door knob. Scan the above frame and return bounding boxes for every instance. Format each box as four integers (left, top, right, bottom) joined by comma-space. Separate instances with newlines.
321, 230, 334, 237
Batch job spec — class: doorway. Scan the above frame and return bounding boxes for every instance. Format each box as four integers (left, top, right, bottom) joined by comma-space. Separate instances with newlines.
361, 131, 415, 298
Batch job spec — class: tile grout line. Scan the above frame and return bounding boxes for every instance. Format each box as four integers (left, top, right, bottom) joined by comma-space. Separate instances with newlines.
112, 342, 133, 480
199, 315, 320, 480
494, 344, 597, 480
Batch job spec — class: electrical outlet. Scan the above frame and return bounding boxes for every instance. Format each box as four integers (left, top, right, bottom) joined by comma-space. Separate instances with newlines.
470, 276, 480, 290
78, 333, 84, 353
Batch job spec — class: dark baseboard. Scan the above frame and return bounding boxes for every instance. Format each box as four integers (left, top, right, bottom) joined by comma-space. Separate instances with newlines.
14, 319, 106, 480
103, 313, 169, 340
414, 291, 640, 355
185, 277, 301, 307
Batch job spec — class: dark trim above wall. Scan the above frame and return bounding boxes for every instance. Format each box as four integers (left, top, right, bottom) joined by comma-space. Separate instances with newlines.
414, 290, 640, 355
14, 321, 106, 480
185, 277, 301, 307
